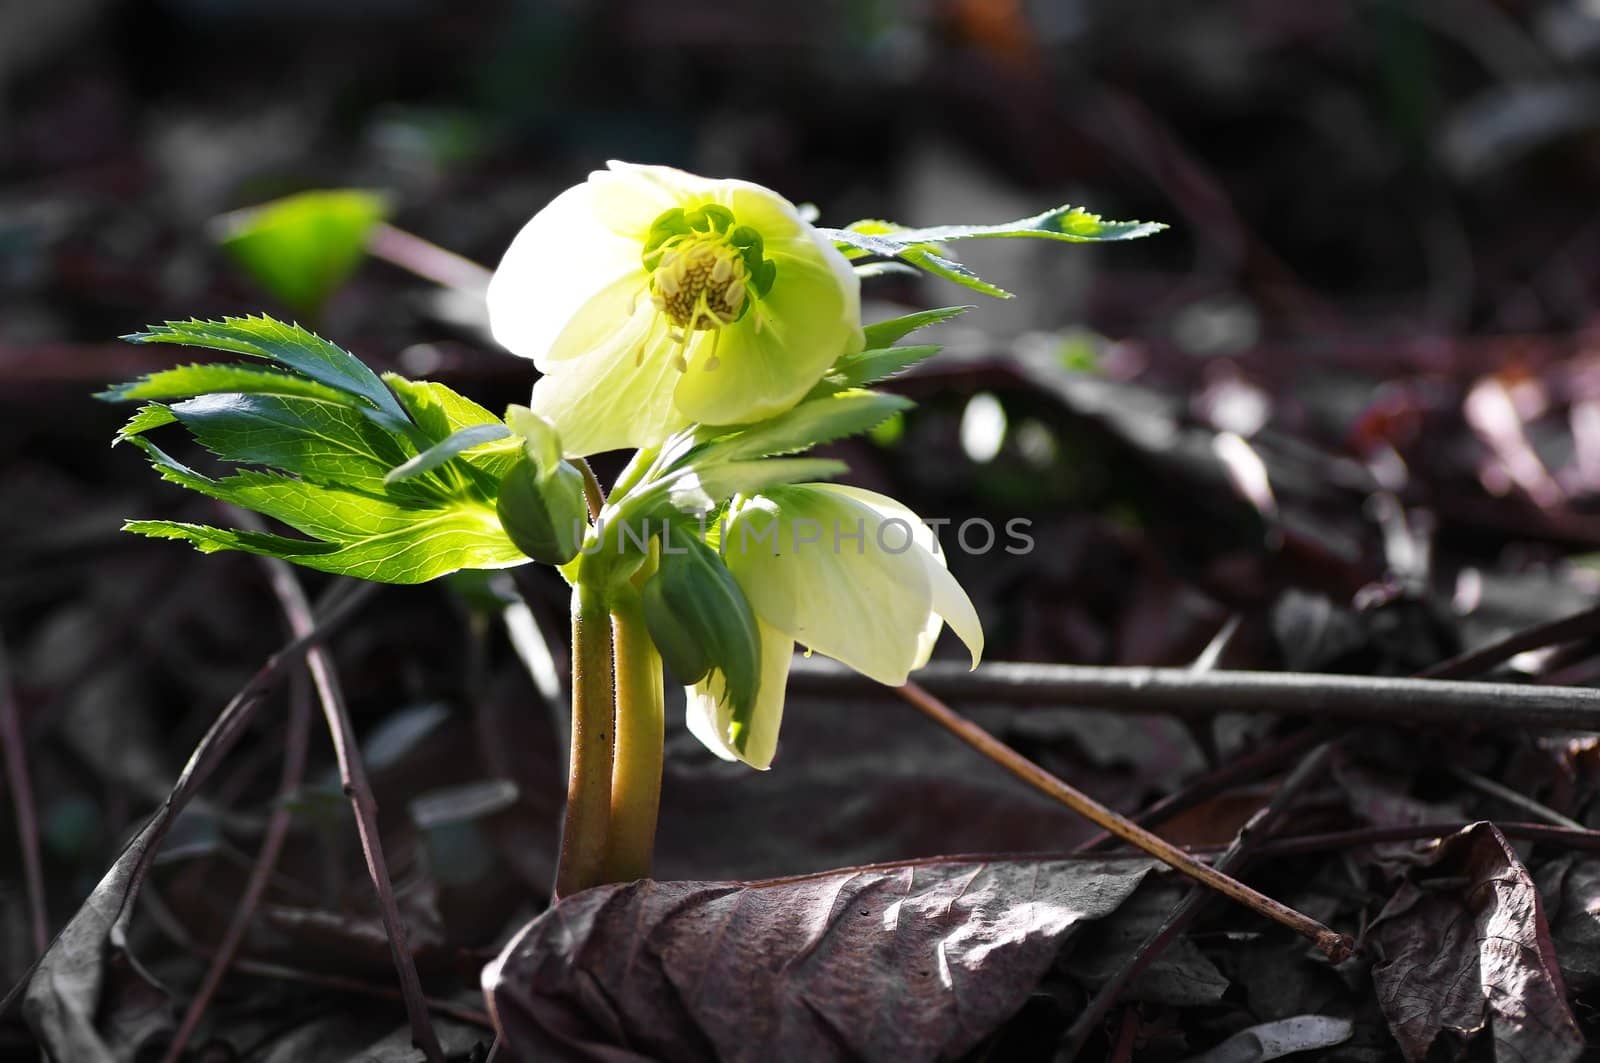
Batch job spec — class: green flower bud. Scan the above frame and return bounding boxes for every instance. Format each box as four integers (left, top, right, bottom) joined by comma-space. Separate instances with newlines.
495, 455, 588, 565
641, 530, 762, 734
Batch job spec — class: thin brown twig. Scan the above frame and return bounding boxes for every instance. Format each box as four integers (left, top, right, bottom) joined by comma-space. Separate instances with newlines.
1075, 725, 1332, 853
1246, 820, 1600, 858
1061, 606, 1577, 1050
225, 956, 492, 1029
257, 560, 445, 1063
161, 666, 315, 1063
894, 681, 1354, 961
793, 658, 1600, 730
1077, 596, 1586, 853
0, 635, 47, 957
1060, 742, 1340, 1059
0, 582, 375, 1020
1416, 602, 1600, 679
1449, 765, 1586, 830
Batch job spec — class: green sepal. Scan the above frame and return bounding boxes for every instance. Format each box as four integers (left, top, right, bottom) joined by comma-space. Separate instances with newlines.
496, 456, 589, 565
504, 404, 564, 480
641, 530, 762, 747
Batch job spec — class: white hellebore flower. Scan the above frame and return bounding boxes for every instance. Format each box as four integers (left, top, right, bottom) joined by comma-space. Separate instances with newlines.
686, 484, 984, 769
487, 162, 863, 457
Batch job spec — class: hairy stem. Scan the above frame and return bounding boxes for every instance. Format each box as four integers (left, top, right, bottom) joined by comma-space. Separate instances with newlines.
555, 581, 616, 897
603, 591, 665, 882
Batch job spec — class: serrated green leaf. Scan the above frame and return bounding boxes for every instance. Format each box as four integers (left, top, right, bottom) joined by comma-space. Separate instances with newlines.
829, 345, 942, 389
125, 520, 332, 560
124, 317, 411, 432
129, 437, 416, 541
822, 225, 1011, 298
696, 391, 912, 464
169, 393, 418, 496
125, 438, 524, 583
115, 403, 177, 443
385, 424, 511, 485
212, 189, 389, 315
873, 205, 1166, 245
98, 363, 365, 407
825, 206, 1163, 298
860, 306, 973, 349
383, 374, 519, 489
124, 512, 522, 585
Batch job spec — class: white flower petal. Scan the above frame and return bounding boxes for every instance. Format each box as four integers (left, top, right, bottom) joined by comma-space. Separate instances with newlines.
684, 619, 793, 770
486, 182, 642, 367
724, 488, 935, 686
590, 162, 689, 240
812, 485, 983, 670
529, 307, 688, 455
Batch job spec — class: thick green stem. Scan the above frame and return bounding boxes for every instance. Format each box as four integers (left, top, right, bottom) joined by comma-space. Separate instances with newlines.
603, 591, 665, 882
554, 581, 615, 898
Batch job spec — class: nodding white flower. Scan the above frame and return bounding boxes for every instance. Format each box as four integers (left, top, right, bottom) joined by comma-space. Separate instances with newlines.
686, 484, 983, 769
487, 162, 863, 457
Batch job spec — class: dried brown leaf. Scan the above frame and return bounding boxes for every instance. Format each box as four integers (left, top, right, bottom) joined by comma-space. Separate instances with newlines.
1370, 822, 1583, 1062
485, 855, 1158, 1062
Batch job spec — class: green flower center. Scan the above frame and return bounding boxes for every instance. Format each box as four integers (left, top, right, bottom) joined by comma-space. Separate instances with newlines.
642, 205, 777, 334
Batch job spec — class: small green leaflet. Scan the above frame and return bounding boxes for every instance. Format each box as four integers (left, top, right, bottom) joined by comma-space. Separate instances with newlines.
797, 305, 974, 394
156, 393, 417, 497
824, 224, 1006, 297
861, 305, 973, 349
384, 423, 511, 485
115, 404, 177, 443
124, 317, 412, 433
124, 439, 524, 583
873, 205, 1165, 245
694, 390, 911, 464
104, 315, 534, 584
828, 345, 942, 390
98, 363, 366, 408
383, 375, 520, 492
213, 189, 389, 315
825, 204, 1164, 298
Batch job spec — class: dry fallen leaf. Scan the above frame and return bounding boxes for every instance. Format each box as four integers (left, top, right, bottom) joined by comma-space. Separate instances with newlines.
1370, 822, 1583, 1062
485, 855, 1159, 1062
